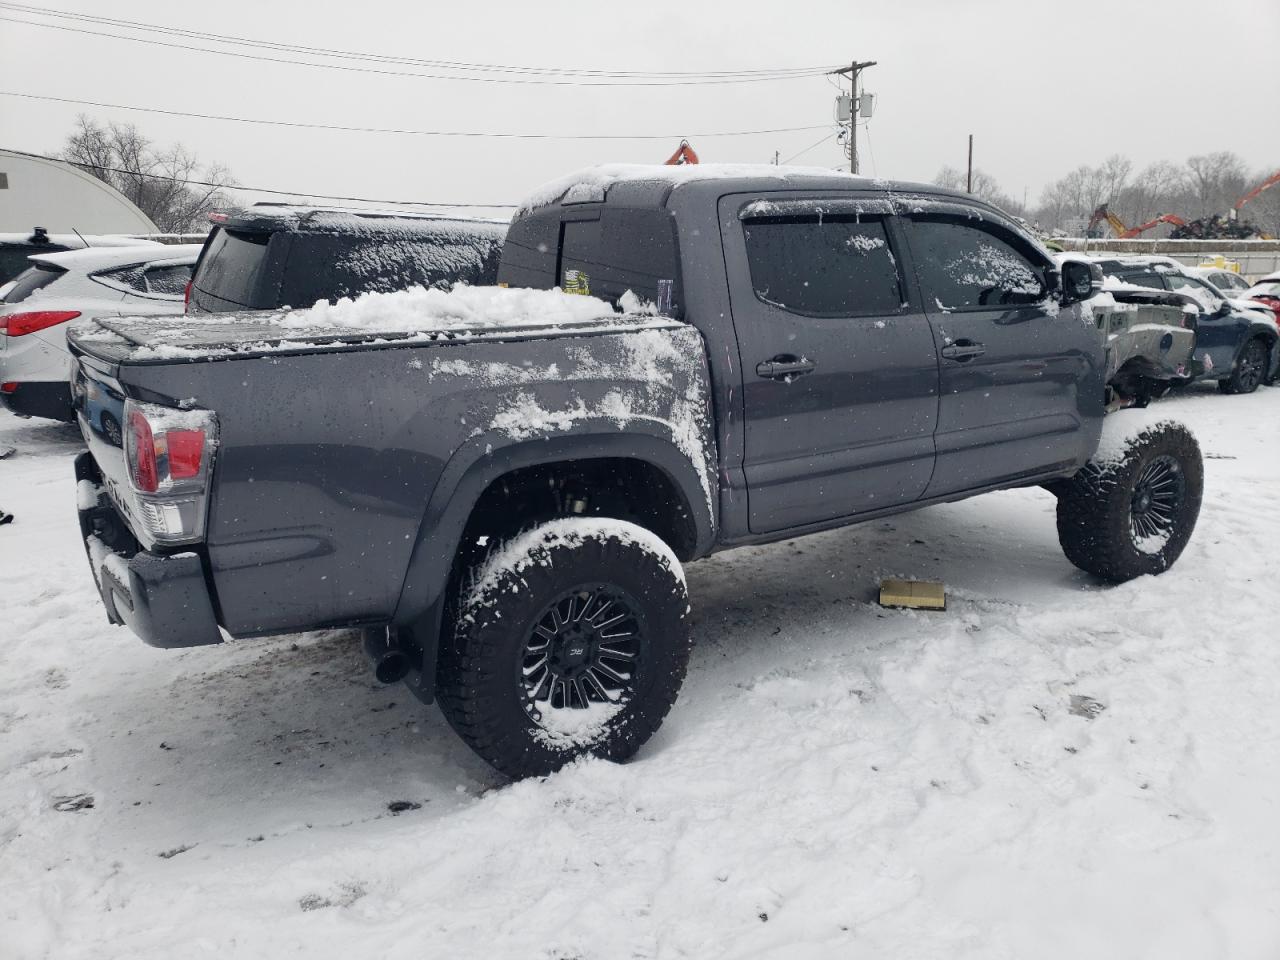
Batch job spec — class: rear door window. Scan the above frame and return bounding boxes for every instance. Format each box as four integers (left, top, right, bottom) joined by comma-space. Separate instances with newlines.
2, 263, 65, 304
908, 217, 1046, 309
191, 228, 273, 309
92, 264, 148, 296
741, 214, 903, 317
143, 263, 193, 297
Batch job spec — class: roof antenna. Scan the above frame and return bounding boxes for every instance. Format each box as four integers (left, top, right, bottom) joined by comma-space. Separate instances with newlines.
72, 227, 92, 248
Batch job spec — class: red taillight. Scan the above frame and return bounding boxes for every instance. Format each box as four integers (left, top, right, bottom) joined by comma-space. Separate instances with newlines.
0, 310, 81, 337
166, 430, 206, 479
183, 280, 193, 312
1, 382, 18, 394
129, 408, 158, 493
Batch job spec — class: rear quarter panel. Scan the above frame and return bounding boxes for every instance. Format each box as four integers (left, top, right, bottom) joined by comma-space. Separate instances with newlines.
113, 324, 714, 636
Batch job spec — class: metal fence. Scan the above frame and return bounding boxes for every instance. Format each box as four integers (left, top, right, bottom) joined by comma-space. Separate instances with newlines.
1056, 238, 1280, 279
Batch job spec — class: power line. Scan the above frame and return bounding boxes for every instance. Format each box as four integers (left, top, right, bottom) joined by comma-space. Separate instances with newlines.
0, 90, 831, 141
9, 149, 517, 209
0, 12, 835, 86
0, 2, 832, 80
782, 132, 837, 165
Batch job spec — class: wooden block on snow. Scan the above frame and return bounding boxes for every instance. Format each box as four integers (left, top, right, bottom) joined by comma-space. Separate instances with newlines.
878, 578, 946, 611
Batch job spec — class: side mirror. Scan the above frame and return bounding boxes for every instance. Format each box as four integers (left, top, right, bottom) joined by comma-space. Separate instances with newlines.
1060, 260, 1101, 305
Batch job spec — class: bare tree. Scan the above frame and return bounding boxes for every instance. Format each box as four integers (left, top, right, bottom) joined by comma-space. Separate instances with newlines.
933, 166, 1024, 216
1185, 152, 1249, 220
62, 116, 236, 233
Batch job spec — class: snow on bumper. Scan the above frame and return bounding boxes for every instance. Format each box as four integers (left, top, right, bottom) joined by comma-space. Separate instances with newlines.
75, 451, 222, 648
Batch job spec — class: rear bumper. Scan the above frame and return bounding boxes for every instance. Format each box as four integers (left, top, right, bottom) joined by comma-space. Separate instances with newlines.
75, 451, 222, 648
1, 381, 74, 421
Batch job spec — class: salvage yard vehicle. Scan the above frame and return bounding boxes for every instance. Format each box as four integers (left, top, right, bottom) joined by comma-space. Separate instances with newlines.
1094, 256, 1279, 393
1, 244, 201, 422
1055, 253, 1198, 407
186, 205, 506, 315
67, 166, 1205, 779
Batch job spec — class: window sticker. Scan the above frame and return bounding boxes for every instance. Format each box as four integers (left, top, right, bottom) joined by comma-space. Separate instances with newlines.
562, 269, 590, 296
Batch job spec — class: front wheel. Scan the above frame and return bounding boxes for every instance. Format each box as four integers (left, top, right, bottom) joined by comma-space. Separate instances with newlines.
437, 518, 691, 779
1056, 418, 1203, 583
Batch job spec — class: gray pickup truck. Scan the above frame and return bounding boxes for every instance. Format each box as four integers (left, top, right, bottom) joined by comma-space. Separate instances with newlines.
67, 167, 1204, 778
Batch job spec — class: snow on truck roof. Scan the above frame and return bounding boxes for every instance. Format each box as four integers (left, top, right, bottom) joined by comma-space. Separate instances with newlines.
71, 284, 680, 362
215, 204, 509, 234
516, 163, 872, 214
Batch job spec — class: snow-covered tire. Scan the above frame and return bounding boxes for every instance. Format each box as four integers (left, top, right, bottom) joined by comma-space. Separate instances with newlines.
436, 518, 691, 780
1056, 418, 1202, 583
1218, 337, 1268, 395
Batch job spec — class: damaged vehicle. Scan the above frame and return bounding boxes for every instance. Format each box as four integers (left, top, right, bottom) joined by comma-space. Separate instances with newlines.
67, 167, 1205, 779
1056, 253, 1200, 409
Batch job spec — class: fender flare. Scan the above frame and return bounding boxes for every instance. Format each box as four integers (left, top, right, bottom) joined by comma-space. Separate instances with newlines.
390, 424, 715, 702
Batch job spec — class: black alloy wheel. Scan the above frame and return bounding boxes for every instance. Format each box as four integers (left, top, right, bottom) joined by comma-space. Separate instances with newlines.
1129, 454, 1186, 552
519, 584, 644, 720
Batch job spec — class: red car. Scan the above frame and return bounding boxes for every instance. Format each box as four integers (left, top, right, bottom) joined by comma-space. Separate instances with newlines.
1245, 276, 1280, 324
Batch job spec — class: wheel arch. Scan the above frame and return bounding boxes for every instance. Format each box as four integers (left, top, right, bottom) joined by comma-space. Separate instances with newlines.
390, 427, 715, 702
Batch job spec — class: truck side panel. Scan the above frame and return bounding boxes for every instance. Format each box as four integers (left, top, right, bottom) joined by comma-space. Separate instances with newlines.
111, 325, 714, 637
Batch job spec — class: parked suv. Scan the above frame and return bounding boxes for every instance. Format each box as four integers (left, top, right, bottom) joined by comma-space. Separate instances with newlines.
186, 205, 507, 314
1, 244, 200, 421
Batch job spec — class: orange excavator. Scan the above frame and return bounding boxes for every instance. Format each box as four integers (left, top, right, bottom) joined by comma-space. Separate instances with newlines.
1234, 169, 1280, 212
1087, 204, 1186, 239
663, 139, 699, 165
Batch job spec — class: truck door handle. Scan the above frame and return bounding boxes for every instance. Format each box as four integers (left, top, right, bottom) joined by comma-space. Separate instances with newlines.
755, 355, 816, 380
940, 340, 986, 362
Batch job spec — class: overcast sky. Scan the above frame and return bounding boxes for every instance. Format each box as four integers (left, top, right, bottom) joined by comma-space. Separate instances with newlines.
2, 0, 1278, 216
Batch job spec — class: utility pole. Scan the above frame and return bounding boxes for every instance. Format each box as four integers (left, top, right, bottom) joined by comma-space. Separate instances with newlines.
829, 60, 876, 174
966, 134, 973, 193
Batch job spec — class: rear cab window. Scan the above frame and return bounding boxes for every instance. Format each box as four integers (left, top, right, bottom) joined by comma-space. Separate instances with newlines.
279, 225, 503, 307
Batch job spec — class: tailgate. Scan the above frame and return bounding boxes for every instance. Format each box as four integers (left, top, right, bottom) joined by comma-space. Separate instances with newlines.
69, 351, 145, 541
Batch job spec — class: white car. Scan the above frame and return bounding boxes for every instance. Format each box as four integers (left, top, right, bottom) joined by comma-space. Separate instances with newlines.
1185, 266, 1253, 297
0, 244, 202, 423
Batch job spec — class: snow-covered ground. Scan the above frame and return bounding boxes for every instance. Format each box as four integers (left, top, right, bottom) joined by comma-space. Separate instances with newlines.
1, 387, 1277, 960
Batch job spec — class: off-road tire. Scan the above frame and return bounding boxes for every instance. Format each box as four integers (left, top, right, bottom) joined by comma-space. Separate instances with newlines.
1218, 337, 1268, 394
437, 518, 691, 780
1056, 421, 1202, 583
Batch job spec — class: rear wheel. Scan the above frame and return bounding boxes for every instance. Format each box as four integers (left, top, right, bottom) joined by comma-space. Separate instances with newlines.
1056, 420, 1202, 582
437, 518, 691, 779
1219, 337, 1268, 394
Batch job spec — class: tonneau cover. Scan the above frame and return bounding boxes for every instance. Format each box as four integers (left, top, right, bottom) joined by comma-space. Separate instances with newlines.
66, 285, 685, 364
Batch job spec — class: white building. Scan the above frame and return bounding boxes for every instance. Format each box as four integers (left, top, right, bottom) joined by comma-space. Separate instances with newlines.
0, 147, 160, 234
